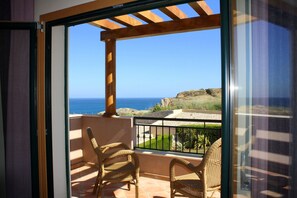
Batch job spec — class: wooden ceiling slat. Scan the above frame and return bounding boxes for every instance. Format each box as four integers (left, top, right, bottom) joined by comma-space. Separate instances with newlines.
90, 19, 122, 30
110, 15, 143, 27
159, 5, 187, 20
101, 14, 220, 41
132, 10, 163, 23
188, 1, 213, 16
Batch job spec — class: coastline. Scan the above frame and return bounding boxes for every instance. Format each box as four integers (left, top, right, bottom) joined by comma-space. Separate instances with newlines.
69, 97, 162, 114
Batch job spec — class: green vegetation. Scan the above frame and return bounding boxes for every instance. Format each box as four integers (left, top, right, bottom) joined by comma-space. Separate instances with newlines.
176, 124, 221, 151
151, 99, 221, 112
173, 101, 222, 111
137, 124, 221, 154
151, 104, 163, 112
138, 135, 172, 150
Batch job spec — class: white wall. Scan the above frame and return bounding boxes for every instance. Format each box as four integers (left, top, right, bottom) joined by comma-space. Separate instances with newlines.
51, 26, 69, 198
35, 0, 96, 196
34, 0, 95, 20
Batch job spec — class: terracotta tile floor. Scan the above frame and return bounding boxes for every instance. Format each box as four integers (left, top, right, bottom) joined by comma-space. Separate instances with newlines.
71, 164, 171, 198
71, 164, 220, 198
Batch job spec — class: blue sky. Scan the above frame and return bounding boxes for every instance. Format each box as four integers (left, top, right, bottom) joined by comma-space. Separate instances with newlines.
69, 1, 221, 98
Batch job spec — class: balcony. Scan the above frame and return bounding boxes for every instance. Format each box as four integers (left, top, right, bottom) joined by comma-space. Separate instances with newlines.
69, 113, 222, 197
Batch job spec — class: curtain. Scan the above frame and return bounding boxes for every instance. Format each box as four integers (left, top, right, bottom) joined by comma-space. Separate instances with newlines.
0, 0, 34, 197
0, 76, 6, 197
5, 29, 32, 198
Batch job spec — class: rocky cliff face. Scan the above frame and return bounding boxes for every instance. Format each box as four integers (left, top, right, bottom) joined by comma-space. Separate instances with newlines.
160, 88, 221, 109
176, 88, 221, 98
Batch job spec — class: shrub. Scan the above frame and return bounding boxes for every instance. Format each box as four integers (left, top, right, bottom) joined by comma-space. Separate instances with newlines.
151, 103, 171, 112
151, 104, 162, 112
176, 124, 221, 150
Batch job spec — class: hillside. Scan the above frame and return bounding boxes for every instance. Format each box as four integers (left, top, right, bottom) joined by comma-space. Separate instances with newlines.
113, 88, 222, 116
155, 88, 222, 111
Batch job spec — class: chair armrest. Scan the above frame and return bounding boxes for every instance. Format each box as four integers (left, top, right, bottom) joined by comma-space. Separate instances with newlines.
103, 150, 139, 168
103, 149, 134, 159
170, 158, 197, 181
101, 142, 130, 153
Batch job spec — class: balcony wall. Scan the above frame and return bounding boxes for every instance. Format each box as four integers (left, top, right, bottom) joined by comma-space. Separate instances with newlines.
69, 115, 201, 178
69, 115, 84, 166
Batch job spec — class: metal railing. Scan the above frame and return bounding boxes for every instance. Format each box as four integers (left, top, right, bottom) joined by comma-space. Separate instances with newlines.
134, 116, 222, 155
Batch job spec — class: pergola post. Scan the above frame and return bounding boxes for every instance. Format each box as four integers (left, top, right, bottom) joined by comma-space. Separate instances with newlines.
103, 38, 117, 117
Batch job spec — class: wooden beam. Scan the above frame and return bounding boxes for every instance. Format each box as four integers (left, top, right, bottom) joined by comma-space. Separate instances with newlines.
90, 19, 122, 30
159, 5, 187, 20
103, 39, 117, 117
110, 15, 143, 27
101, 14, 220, 41
40, 0, 136, 22
189, 1, 213, 16
132, 10, 163, 23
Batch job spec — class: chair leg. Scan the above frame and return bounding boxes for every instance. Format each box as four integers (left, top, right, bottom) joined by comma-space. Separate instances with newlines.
170, 188, 175, 198
135, 181, 139, 198
135, 169, 140, 198
127, 182, 131, 190
93, 172, 100, 194
170, 181, 174, 198
97, 182, 103, 198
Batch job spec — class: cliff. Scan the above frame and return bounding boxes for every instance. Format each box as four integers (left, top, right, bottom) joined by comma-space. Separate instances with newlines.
160, 88, 221, 111
176, 88, 221, 98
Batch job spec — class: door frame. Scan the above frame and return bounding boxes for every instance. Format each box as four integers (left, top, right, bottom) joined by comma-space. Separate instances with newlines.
220, 1, 232, 197
38, 0, 230, 197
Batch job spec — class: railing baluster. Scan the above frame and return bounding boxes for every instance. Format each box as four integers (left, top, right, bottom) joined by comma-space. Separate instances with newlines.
137, 124, 139, 148
162, 119, 164, 151
189, 127, 192, 153
133, 116, 221, 155
142, 125, 146, 148
155, 125, 158, 150
149, 126, 152, 149
196, 128, 199, 154
203, 121, 206, 154
181, 128, 184, 153
168, 127, 171, 151
174, 127, 177, 151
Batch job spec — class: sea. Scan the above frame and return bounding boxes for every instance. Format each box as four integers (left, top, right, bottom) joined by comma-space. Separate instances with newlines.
69, 98, 162, 114
69, 97, 290, 115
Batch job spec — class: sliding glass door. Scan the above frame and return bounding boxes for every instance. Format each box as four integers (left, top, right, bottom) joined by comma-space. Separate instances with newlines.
229, 1, 297, 197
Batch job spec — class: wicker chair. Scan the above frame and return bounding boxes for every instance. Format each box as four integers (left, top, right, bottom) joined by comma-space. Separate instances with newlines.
170, 138, 222, 198
86, 127, 140, 198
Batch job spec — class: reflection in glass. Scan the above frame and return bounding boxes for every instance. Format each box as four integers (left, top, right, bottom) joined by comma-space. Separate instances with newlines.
230, 1, 296, 197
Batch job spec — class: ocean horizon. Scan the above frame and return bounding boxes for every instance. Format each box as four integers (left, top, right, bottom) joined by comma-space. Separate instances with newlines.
69, 98, 162, 114
69, 97, 289, 115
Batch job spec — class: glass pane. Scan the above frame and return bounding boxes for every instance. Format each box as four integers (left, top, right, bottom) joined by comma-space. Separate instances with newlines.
0, 29, 32, 198
230, 1, 297, 197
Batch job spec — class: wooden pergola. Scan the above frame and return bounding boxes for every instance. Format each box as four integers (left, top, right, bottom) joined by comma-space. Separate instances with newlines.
90, 1, 221, 117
